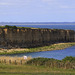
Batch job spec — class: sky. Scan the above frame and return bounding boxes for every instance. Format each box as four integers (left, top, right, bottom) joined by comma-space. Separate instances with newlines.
0, 0, 75, 22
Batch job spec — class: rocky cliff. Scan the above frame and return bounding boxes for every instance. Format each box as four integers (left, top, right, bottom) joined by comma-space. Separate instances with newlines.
0, 28, 75, 48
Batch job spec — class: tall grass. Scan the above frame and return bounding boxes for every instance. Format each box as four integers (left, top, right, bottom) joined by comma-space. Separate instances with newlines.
0, 56, 32, 65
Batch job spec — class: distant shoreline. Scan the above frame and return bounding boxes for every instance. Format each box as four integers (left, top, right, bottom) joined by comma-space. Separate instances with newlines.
0, 22, 75, 26
0, 24, 75, 25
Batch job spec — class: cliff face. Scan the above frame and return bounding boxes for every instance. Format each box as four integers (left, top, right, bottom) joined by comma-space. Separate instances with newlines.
0, 28, 75, 48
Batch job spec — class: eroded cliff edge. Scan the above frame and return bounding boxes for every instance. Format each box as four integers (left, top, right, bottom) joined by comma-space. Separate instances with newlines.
0, 28, 75, 48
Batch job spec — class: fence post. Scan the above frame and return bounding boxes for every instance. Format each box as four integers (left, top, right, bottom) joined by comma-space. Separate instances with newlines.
32, 61, 33, 65
2, 60, 3, 63
20, 60, 22, 65
15, 60, 17, 65
49, 63, 51, 67
58, 63, 60, 68
4, 59, 6, 64
0, 59, 1, 63
9, 60, 11, 64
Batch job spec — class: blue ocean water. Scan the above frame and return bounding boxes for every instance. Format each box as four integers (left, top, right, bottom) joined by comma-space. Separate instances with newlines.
11, 25, 75, 31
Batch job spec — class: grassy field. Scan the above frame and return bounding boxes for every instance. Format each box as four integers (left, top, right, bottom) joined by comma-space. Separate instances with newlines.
0, 73, 75, 75
0, 42, 75, 55
0, 56, 75, 75
0, 63, 75, 75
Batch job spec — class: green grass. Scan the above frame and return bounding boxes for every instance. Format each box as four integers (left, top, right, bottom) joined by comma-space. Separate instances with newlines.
29, 42, 75, 51
26, 57, 75, 69
0, 72, 75, 75
0, 56, 75, 75
0, 63, 75, 75
0, 25, 34, 29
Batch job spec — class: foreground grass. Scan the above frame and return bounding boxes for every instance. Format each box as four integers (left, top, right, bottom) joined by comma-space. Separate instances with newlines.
0, 63, 75, 75
0, 72, 75, 75
0, 56, 75, 75
0, 42, 75, 55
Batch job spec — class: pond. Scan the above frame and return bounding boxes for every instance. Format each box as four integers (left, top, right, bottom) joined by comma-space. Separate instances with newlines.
4, 46, 75, 60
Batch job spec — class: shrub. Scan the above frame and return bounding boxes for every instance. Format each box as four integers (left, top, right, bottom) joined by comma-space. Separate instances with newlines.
5, 25, 17, 29
12, 26, 17, 29
5, 25, 10, 28
62, 56, 75, 62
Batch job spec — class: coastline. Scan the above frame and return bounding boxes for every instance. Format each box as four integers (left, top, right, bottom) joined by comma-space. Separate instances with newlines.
0, 42, 75, 55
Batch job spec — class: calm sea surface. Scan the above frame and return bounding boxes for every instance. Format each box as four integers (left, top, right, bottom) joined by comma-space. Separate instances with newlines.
4, 46, 75, 60
10, 25, 75, 31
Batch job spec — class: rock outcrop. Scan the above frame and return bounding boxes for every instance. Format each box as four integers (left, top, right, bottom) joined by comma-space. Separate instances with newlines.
0, 28, 75, 48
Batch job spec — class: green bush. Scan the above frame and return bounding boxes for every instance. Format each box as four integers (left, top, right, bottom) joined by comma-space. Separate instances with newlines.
5, 25, 17, 29
5, 25, 10, 28
26, 56, 75, 69
62, 56, 75, 62
12, 26, 17, 29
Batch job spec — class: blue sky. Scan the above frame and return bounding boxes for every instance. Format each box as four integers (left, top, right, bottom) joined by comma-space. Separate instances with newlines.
0, 0, 75, 22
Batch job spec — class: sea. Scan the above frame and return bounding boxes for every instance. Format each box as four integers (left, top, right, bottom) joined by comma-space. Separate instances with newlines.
10, 25, 75, 31
0, 22, 75, 30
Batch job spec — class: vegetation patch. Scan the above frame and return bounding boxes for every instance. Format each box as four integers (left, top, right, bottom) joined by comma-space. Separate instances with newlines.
27, 56, 75, 69
0, 56, 75, 75
0, 25, 33, 29
0, 42, 75, 55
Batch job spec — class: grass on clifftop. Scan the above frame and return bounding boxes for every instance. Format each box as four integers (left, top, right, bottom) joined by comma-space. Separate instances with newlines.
0, 42, 75, 55
0, 25, 34, 29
